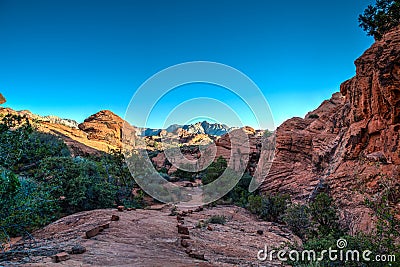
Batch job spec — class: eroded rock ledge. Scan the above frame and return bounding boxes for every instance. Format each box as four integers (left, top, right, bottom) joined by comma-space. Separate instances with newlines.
261, 27, 400, 232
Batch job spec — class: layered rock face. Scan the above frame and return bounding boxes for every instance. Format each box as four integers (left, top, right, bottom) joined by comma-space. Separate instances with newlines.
261, 27, 400, 232
78, 110, 135, 148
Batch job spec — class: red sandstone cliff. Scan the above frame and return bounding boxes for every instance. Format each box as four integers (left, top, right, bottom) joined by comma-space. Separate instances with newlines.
261, 27, 400, 232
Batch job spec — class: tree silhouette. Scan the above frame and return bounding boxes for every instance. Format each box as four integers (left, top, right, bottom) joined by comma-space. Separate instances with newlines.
359, 0, 400, 40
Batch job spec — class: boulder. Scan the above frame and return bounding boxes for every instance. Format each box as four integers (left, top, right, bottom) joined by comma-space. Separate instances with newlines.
177, 225, 189, 235
111, 215, 120, 221
181, 239, 190, 248
70, 244, 86, 254
52, 252, 70, 263
85, 223, 109, 239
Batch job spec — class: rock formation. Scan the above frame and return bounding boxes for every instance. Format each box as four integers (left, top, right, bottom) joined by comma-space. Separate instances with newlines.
0, 108, 136, 156
150, 127, 266, 176
261, 26, 400, 232
78, 110, 136, 148
0, 93, 6, 104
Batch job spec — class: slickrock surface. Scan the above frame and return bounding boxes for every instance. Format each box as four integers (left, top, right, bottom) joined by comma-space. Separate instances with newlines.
2, 206, 298, 267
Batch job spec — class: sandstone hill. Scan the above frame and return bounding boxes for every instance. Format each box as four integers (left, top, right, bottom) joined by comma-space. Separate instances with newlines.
0, 108, 127, 156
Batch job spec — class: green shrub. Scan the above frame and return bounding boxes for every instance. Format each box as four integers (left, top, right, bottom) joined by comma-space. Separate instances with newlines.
292, 233, 399, 266
0, 169, 59, 240
308, 114, 319, 119
173, 167, 196, 182
309, 193, 342, 238
119, 188, 145, 209
35, 157, 117, 214
202, 156, 227, 185
207, 215, 227, 225
0, 115, 69, 172
224, 172, 253, 207
283, 203, 311, 240
0, 115, 151, 245
284, 191, 399, 266
364, 176, 400, 257
93, 149, 146, 208
0, 115, 33, 170
100, 149, 134, 187
263, 130, 274, 138
21, 131, 70, 166
247, 193, 291, 223
247, 195, 263, 214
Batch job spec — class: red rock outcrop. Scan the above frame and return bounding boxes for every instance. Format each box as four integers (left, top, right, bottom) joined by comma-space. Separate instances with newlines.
0, 93, 6, 105
261, 27, 400, 232
78, 110, 136, 148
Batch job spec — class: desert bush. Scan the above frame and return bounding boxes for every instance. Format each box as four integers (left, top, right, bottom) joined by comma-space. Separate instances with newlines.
247, 193, 291, 223
0, 115, 69, 172
283, 203, 311, 240
263, 130, 274, 137
224, 172, 253, 207
309, 193, 342, 238
173, 167, 196, 182
119, 187, 145, 209
202, 156, 227, 185
286, 192, 399, 266
35, 157, 117, 214
308, 114, 319, 119
291, 233, 399, 266
247, 194, 263, 214
364, 176, 400, 256
207, 215, 227, 225
99, 149, 133, 186
0, 169, 59, 240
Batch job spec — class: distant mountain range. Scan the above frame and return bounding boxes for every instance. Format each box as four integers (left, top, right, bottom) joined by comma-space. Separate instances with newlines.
0, 105, 252, 155
141, 121, 238, 137
0, 107, 80, 129
0, 101, 238, 138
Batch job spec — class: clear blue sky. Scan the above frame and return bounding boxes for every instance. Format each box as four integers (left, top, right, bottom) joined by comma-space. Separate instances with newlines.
0, 0, 374, 129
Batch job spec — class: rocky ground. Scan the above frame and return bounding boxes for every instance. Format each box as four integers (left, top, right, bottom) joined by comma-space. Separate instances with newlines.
1, 205, 299, 267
